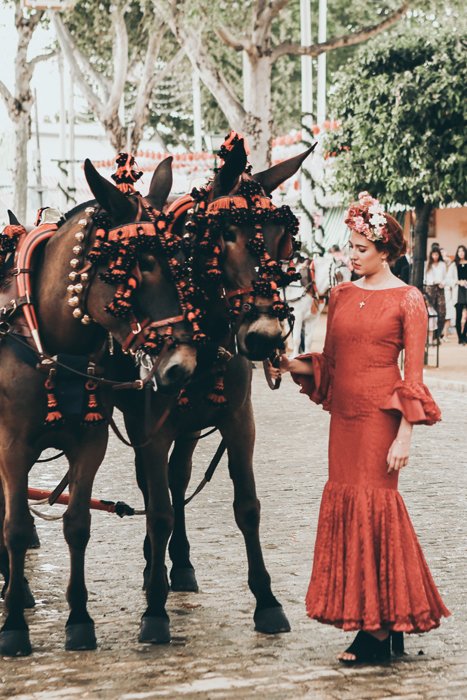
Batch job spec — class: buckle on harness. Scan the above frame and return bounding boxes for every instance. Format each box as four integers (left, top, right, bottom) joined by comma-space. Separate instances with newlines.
0, 320, 11, 336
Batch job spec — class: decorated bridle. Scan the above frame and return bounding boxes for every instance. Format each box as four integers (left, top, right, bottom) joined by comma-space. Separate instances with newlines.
66, 154, 207, 358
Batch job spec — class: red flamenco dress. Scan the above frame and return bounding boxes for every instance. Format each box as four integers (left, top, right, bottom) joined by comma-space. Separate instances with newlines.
292, 282, 450, 633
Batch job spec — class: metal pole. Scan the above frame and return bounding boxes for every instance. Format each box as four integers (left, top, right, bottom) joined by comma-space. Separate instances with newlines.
317, 0, 327, 125
33, 88, 43, 208
192, 69, 203, 152
68, 65, 75, 194
300, 0, 313, 243
58, 52, 67, 208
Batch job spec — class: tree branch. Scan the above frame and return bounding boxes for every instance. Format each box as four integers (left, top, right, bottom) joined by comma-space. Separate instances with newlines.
0, 80, 16, 117
52, 14, 104, 117
216, 24, 250, 52
104, 5, 128, 121
153, 0, 246, 128
130, 25, 165, 145
28, 49, 57, 68
271, 2, 409, 61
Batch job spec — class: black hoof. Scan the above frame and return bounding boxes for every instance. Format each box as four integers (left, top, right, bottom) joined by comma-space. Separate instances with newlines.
170, 567, 199, 592
254, 606, 291, 634
138, 616, 171, 644
0, 629, 32, 656
27, 524, 41, 549
65, 623, 97, 651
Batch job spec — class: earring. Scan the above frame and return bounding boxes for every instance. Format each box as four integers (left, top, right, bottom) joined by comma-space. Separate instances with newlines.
382, 259, 388, 268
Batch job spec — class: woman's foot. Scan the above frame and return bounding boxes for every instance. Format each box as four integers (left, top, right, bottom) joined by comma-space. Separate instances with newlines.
338, 630, 390, 664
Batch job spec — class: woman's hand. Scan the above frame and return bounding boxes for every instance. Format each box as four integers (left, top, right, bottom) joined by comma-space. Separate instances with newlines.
279, 355, 314, 375
387, 436, 411, 473
264, 359, 281, 381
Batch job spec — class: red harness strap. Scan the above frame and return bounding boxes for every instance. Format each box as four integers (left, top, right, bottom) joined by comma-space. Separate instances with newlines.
13, 223, 58, 354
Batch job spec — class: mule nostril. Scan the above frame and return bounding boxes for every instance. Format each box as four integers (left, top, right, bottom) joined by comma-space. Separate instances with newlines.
166, 364, 188, 385
244, 332, 282, 360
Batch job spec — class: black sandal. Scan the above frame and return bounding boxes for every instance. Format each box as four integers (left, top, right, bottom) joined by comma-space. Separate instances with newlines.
339, 631, 391, 664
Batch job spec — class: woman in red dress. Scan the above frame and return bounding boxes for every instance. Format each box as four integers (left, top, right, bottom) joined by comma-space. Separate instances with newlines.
278, 193, 450, 663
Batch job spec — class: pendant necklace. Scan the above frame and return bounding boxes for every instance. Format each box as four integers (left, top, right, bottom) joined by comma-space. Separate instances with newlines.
359, 290, 377, 309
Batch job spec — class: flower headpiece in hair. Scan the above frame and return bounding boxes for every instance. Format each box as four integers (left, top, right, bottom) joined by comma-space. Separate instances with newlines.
345, 192, 389, 243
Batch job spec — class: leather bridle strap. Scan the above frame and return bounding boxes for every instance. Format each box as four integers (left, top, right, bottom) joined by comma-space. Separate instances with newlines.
121, 314, 185, 354
225, 286, 253, 299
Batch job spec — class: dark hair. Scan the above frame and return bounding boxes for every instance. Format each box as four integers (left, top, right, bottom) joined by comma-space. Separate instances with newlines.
454, 245, 467, 265
374, 214, 407, 263
329, 244, 341, 253
426, 247, 444, 271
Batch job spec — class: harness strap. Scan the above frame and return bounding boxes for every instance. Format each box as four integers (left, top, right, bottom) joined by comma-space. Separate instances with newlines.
184, 439, 227, 505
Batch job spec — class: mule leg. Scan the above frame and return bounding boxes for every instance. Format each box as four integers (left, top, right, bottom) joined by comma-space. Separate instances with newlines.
303, 313, 318, 353
0, 456, 34, 656
168, 436, 199, 592
125, 418, 173, 644
62, 433, 108, 651
220, 407, 290, 635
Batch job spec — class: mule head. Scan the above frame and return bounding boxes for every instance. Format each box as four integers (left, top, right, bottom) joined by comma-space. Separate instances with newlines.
80, 158, 197, 391
203, 139, 315, 361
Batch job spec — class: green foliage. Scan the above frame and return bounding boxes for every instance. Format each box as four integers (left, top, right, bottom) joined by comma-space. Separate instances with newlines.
325, 16, 467, 207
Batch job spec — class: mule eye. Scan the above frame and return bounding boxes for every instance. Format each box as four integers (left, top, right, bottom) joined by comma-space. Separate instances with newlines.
139, 254, 157, 272
223, 228, 237, 243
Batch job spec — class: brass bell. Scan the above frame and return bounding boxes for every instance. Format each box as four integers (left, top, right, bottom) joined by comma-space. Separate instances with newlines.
81, 314, 91, 325
80, 272, 89, 282
70, 258, 80, 269
72, 308, 83, 319
78, 218, 87, 225
74, 283, 83, 293
69, 271, 78, 281
68, 296, 80, 307
67, 284, 75, 293
85, 207, 94, 214
72, 245, 83, 255
75, 231, 85, 242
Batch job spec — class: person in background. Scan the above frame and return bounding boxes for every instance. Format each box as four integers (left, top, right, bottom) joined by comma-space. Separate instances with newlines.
392, 251, 410, 283
447, 244, 467, 345
440, 248, 455, 340
424, 248, 447, 342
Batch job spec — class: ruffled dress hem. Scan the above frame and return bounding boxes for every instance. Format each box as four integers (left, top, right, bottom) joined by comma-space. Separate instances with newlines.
305, 481, 450, 634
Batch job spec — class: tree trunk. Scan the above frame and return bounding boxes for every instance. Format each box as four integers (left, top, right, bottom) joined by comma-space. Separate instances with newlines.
411, 202, 433, 291
242, 53, 273, 170
14, 110, 31, 220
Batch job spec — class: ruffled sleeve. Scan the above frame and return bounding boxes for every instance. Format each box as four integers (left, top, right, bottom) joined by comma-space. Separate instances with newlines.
290, 285, 340, 412
380, 287, 441, 425
291, 352, 333, 411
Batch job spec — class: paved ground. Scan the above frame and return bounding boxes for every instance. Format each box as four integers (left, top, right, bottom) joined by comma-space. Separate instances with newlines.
1, 361, 466, 699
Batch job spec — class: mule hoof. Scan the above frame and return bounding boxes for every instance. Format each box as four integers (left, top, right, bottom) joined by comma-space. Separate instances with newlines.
0, 629, 32, 656
138, 616, 171, 644
65, 623, 97, 651
254, 606, 291, 634
28, 524, 41, 549
170, 567, 199, 592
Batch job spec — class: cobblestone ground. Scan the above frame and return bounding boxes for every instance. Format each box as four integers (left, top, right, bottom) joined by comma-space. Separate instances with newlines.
1, 374, 466, 699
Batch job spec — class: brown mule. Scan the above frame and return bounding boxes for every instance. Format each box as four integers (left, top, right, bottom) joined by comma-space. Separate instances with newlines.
0, 157, 197, 656
115, 138, 314, 643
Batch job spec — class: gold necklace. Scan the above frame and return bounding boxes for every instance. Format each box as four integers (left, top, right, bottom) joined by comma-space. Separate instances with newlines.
358, 290, 377, 309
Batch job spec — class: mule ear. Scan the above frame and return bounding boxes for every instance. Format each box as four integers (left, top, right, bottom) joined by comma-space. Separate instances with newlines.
7, 209, 21, 226
252, 142, 317, 194
213, 138, 248, 197
84, 158, 135, 221
146, 156, 173, 211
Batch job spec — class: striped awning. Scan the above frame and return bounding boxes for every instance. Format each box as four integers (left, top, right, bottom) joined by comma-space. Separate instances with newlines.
322, 207, 349, 250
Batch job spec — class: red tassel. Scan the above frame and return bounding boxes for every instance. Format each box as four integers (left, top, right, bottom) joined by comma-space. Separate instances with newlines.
83, 380, 105, 425
206, 375, 227, 406
177, 389, 191, 409
44, 375, 63, 426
